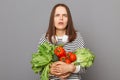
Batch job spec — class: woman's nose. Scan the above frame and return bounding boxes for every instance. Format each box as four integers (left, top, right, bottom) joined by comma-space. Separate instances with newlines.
60, 15, 63, 20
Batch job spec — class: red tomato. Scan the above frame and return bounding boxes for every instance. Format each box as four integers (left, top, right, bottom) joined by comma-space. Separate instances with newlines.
67, 52, 76, 62
59, 56, 66, 62
54, 46, 66, 58
66, 52, 72, 58
65, 59, 71, 64
69, 53, 76, 62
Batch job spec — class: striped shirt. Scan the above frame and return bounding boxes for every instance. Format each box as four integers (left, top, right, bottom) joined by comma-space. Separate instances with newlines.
38, 32, 87, 80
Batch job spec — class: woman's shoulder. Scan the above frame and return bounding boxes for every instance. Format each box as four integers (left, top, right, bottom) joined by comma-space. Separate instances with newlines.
76, 31, 83, 38
38, 33, 47, 44
74, 31, 85, 47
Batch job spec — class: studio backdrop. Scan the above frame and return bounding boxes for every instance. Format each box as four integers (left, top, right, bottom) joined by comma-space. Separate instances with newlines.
0, 0, 120, 80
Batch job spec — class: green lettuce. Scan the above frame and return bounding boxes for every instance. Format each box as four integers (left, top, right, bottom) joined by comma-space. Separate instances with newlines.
31, 41, 56, 80
74, 48, 95, 68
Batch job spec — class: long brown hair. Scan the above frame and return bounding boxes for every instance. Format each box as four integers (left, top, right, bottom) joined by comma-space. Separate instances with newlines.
46, 3, 76, 43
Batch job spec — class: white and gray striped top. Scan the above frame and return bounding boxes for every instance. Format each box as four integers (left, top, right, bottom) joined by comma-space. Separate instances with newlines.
38, 32, 87, 80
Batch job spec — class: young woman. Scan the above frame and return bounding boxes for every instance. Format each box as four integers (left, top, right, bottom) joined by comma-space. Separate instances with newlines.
38, 3, 86, 80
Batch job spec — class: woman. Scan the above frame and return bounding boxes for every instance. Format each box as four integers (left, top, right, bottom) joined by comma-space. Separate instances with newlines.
38, 3, 86, 80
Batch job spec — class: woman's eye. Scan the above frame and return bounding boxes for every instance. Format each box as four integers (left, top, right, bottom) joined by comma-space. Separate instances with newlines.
63, 14, 68, 17
55, 14, 59, 17
55, 14, 68, 17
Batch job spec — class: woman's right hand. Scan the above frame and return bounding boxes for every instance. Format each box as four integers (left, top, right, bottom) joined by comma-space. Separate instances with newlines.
58, 72, 71, 79
50, 61, 75, 77
50, 63, 58, 75
50, 65, 71, 79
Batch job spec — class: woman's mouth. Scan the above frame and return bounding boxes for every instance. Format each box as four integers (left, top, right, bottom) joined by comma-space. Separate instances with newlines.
58, 22, 64, 25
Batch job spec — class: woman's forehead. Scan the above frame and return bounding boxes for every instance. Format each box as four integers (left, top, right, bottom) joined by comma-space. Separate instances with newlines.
55, 6, 67, 14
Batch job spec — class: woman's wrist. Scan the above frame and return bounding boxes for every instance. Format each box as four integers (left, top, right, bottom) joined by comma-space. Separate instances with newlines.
68, 64, 76, 73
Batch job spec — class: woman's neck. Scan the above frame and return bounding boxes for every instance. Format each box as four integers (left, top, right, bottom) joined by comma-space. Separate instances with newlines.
56, 30, 66, 37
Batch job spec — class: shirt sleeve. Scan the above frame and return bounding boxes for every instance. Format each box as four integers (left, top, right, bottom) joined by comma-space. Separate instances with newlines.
38, 33, 46, 45
73, 65, 81, 73
73, 32, 87, 74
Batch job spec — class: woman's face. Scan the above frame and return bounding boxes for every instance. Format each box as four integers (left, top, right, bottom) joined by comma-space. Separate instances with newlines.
54, 6, 68, 31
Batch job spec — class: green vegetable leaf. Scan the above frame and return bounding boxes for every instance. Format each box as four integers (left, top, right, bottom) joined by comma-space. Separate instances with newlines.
31, 41, 56, 79
74, 48, 95, 68
40, 63, 51, 80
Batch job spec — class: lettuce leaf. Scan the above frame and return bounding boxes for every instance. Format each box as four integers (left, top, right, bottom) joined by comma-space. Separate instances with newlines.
31, 41, 56, 80
74, 48, 95, 68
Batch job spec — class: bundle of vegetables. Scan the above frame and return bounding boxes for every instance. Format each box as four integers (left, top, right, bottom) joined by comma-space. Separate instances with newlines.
74, 48, 95, 68
54, 46, 77, 64
31, 42, 56, 80
31, 41, 95, 80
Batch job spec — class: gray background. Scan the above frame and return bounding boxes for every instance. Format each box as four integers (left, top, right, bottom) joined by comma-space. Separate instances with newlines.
0, 0, 120, 80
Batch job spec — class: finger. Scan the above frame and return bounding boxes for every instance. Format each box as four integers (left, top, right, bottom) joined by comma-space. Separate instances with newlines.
60, 75, 68, 79
51, 63, 58, 67
59, 73, 71, 79
50, 67, 59, 73
50, 69, 60, 75
54, 72, 62, 76
51, 66, 59, 71
51, 67, 62, 74
54, 61, 64, 65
